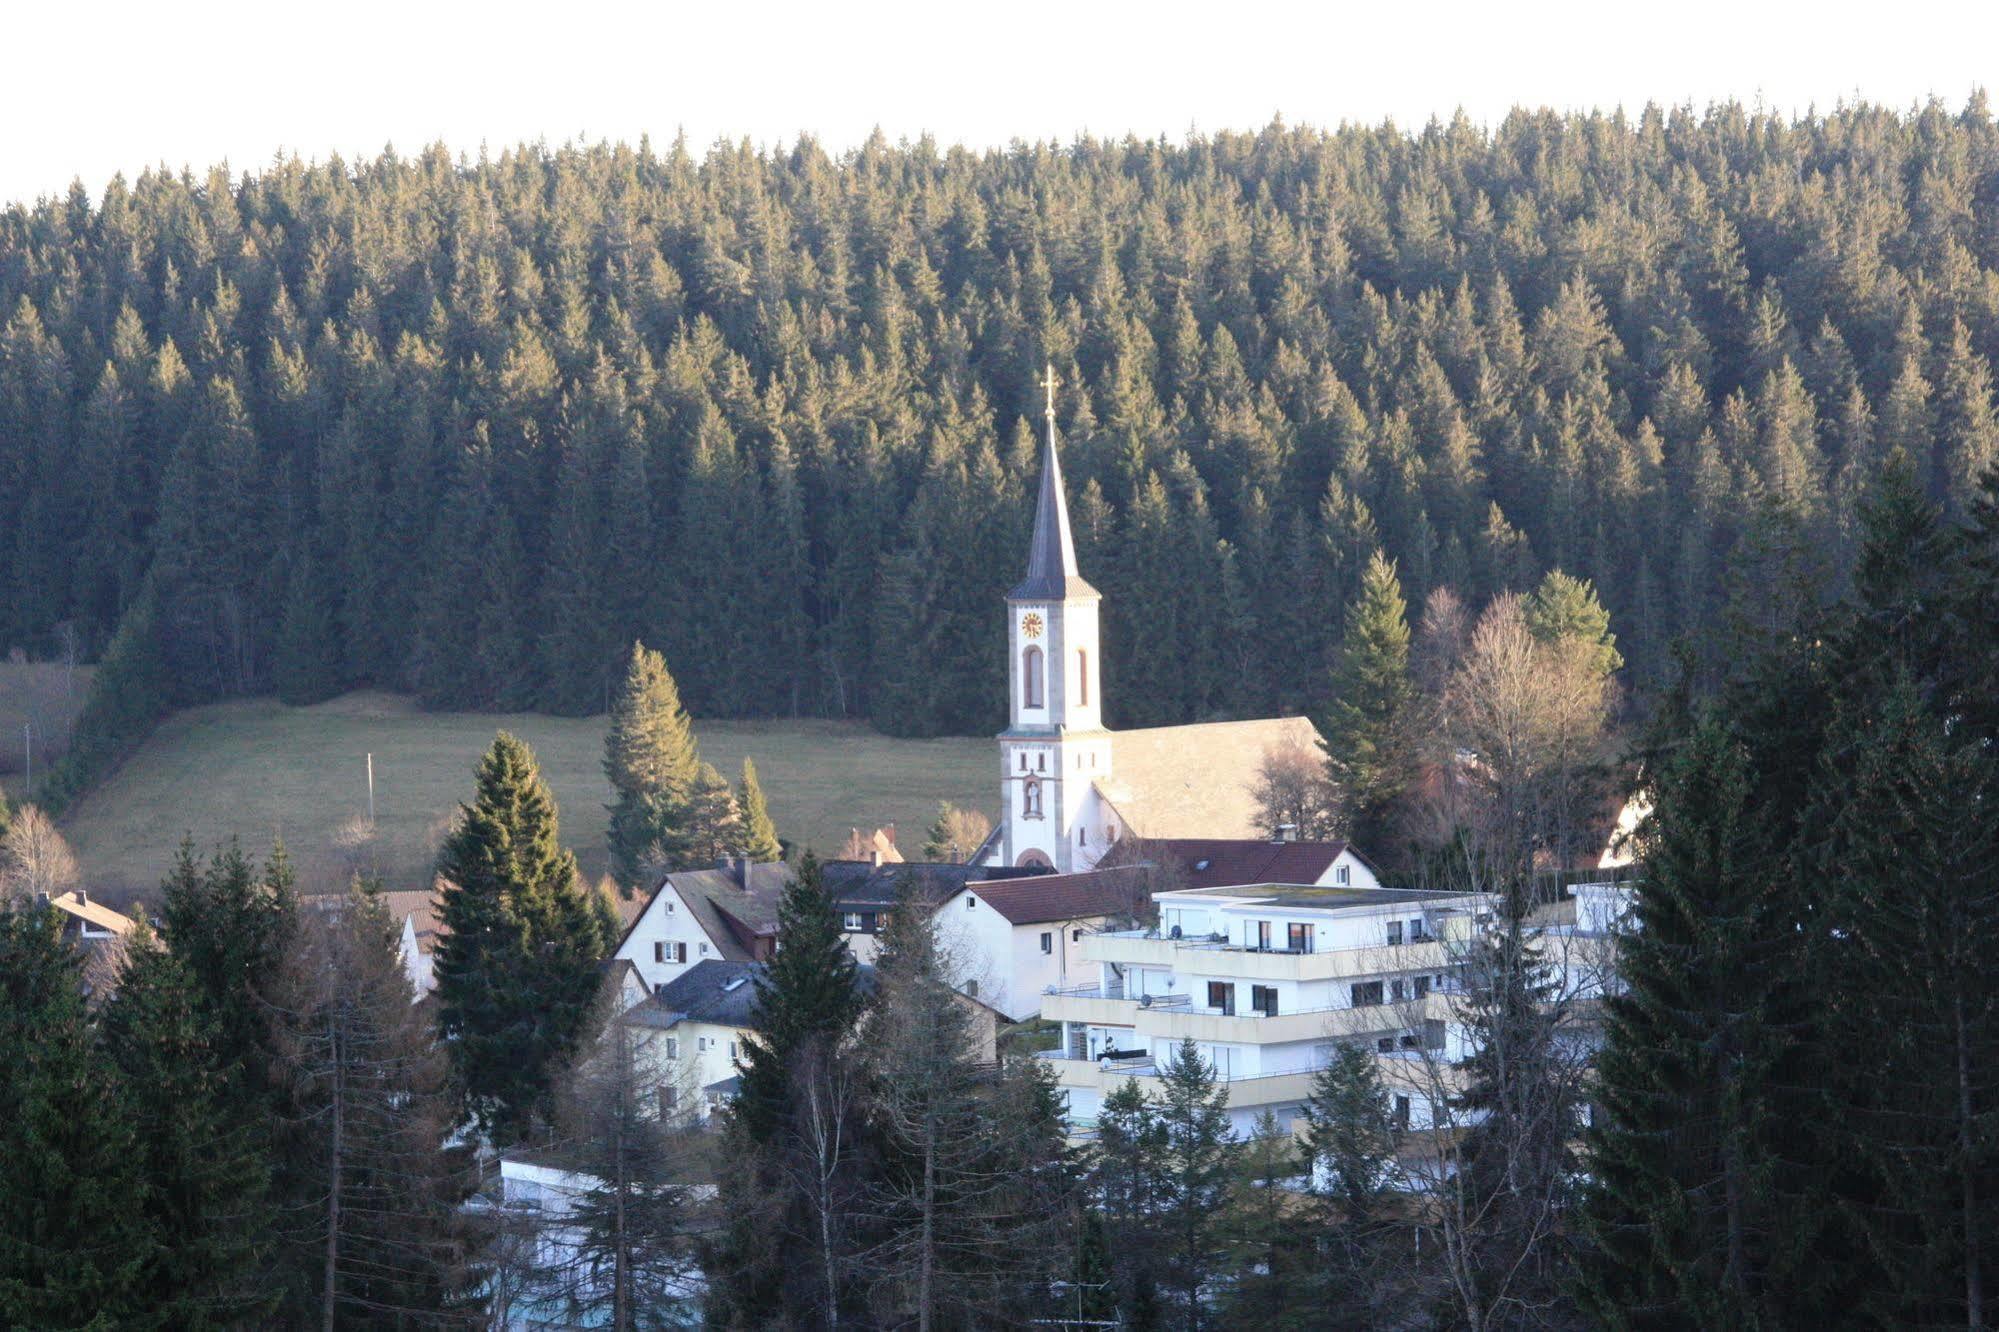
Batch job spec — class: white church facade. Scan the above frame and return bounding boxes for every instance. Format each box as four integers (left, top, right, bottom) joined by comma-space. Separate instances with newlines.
984, 371, 1325, 874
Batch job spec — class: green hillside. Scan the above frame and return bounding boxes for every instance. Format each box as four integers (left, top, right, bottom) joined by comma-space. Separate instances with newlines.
58, 692, 990, 902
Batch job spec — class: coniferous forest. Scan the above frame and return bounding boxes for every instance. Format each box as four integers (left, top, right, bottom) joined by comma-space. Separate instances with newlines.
8, 101, 1999, 798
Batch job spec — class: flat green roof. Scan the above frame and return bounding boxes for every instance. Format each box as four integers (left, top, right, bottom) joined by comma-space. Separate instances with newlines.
1166, 884, 1472, 910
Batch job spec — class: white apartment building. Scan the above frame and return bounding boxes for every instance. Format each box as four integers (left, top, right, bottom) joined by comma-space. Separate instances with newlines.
1040, 882, 1491, 1141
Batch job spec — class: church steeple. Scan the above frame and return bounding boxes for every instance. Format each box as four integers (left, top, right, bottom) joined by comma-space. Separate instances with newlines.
1010, 364, 1098, 601
996, 364, 1109, 872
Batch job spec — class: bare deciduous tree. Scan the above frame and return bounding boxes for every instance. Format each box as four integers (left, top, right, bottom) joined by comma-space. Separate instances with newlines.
1248, 740, 1342, 841
0, 805, 81, 903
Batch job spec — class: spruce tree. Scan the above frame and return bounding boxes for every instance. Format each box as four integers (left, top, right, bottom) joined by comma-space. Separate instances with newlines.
1093, 1077, 1167, 1329
1301, 1042, 1399, 1320
434, 731, 606, 1142
733, 852, 861, 1143
1154, 1038, 1236, 1331
1318, 549, 1417, 851
603, 641, 701, 891
735, 756, 782, 861
0, 902, 148, 1326
1576, 717, 1794, 1326
103, 923, 275, 1327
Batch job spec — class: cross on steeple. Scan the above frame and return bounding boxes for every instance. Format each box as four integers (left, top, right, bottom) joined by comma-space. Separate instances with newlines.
1040, 362, 1059, 426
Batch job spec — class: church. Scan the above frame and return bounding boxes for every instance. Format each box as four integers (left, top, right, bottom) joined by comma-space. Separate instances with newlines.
980, 373, 1324, 875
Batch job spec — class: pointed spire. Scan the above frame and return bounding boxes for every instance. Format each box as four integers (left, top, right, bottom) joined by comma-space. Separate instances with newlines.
1011, 364, 1098, 600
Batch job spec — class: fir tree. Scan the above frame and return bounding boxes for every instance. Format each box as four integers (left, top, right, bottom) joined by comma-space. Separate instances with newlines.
1576, 718, 1794, 1327
735, 756, 782, 862
603, 641, 701, 891
103, 923, 275, 1327
1318, 549, 1417, 851
733, 852, 862, 1143
0, 901, 148, 1326
1153, 1038, 1236, 1331
434, 731, 606, 1142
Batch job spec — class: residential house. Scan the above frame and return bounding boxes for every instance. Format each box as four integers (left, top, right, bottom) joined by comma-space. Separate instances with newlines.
1104, 837, 1383, 892
620, 957, 1004, 1123
613, 857, 789, 995
43, 890, 135, 1000
822, 859, 1046, 964
932, 866, 1151, 1021
833, 825, 903, 865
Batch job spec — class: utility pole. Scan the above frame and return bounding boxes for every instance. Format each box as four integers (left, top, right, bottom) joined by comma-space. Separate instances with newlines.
365, 753, 376, 824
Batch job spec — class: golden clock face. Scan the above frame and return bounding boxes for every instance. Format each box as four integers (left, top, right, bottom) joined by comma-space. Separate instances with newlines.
1021, 612, 1044, 640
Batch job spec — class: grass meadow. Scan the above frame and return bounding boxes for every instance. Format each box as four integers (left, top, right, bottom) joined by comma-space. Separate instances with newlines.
50, 690, 992, 903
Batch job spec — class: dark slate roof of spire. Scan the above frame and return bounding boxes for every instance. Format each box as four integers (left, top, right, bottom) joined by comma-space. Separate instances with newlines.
1009, 423, 1099, 600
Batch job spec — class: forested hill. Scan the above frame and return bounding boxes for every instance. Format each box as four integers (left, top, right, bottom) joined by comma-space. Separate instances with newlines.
6, 102, 1999, 753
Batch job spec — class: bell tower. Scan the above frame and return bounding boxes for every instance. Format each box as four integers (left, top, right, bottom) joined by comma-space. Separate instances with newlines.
997, 366, 1111, 872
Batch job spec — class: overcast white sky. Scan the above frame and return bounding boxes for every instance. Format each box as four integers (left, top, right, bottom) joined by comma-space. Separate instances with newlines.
6, 0, 1995, 207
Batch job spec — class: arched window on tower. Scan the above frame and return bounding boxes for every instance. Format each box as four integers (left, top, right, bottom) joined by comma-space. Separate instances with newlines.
1023, 646, 1044, 708
1077, 648, 1089, 706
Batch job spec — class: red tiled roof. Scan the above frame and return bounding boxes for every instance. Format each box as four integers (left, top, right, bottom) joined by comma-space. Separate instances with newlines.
959, 866, 1151, 926
1144, 838, 1363, 890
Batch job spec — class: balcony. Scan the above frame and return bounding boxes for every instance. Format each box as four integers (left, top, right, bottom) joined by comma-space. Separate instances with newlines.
1081, 929, 1449, 983
1040, 982, 1137, 1028
1087, 929, 1183, 968
1133, 990, 1452, 1046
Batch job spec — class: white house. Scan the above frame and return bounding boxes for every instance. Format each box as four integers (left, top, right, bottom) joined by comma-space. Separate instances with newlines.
613, 858, 787, 995
624, 959, 765, 1122
931, 867, 1149, 1021
983, 373, 1330, 875
1040, 881, 1492, 1141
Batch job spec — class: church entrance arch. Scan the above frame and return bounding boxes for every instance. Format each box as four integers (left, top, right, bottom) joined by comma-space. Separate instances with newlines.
1016, 849, 1053, 870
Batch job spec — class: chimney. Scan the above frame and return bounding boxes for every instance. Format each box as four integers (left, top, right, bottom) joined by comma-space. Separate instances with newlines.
74, 889, 88, 906
869, 848, 882, 868
883, 823, 897, 849
1275, 823, 1298, 844
738, 854, 752, 891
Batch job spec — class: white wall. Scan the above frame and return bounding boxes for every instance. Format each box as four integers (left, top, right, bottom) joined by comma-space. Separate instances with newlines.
933, 889, 1022, 1016
615, 882, 727, 992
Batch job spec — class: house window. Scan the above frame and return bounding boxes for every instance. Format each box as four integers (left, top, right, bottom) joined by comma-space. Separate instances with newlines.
665, 1037, 679, 1059
966, 895, 977, 910
1071, 928, 1082, 943
1251, 985, 1278, 1017
1414, 975, 1431, 999
660, 1086, 678, 1115
1040, 931, 1053, 954
1394, 1095, 1412, 1129
1387, 921, 1403, 946
1023, 646, 1044, 708
965, 979, 979, 998
664, 901, 674, 913
697, 1037, 709, 1052
1410, 918, 1429, 941
698, 943, 708, 956
1077, 826, 1087, 846
1352, 981, 1385, 1007
1336, 864, 1351, 886
1377, 1036, 1394, 1052
675, 942, 688, 963
729, 1041, 738, 1060
843, 912, 865, 931
1287, 923, 1315, 953
1391, 979, 1407, 1002
1077, 649, 1089, 705
1207, 982, 1236, 1016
